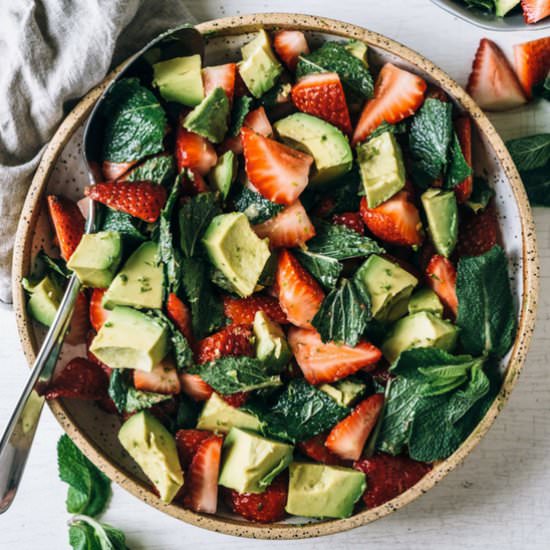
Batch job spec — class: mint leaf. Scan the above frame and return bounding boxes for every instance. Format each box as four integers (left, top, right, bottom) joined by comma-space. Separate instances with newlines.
445, 132, 472, 188
456, 245, 516, 358
147, 310, 193, 369
465, 177, 494, 213
507, 133, 550, 171
175, 397, 201, 429
367, 121, 407, 142
533, 72, 550, 101
178, 192, 220, 258
125, 386, 170, 413
69, 516, 128, 550
518, 164, 550, 206
293, 249, 342, 290
233, 186, 284, 224
100, 208, 147, 246
107, 369, 130, 413
229, 95, 253, 136
462, 0, 495, 12
125, 154, 176, 186
36, 249, 70, 279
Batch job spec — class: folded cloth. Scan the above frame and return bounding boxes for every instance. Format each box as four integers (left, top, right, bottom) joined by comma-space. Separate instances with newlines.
0, 0, 196, 303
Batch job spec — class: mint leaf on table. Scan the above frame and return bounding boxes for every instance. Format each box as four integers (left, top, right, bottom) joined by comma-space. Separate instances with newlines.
445, 132, 472, 188
178, 192, 220, 258
456, 245, 516, 359
125, 154, 176, 186
101, 78, 166, 163
57, 435, 111, 517
465, 176, 494, 213
229, 95, 253, 136
107, 369, 130, 414
293, 249, 342, 290
233, 186, 284, 224
125, 387, 170, 414
507, 133, 550, 171
147, 310, 193, 369
515, 165, 550, 206
69, 515, 128, 550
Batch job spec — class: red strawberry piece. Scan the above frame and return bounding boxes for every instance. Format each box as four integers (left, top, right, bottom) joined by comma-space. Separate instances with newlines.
360, 193, 423, 247
64, 291, 90, 346
222, 392, 249, 408
513, 37, 550, 97
241, 127, 313, 205
223, 295, 288, 325
43, 357, 108, 400
521, 0, 550, 23
426, 255, 458, 317
227, 474, 288, 523
179, 373, 213, 401
166, 293, 194, 343
175, 429, 213, 468
454, 116, 473, 203
89, 288, 109, 332
181, 170, 209, 196
426, 86, 449, 102
133, 355, 181, 395
466, 38, 527, 111
275, 249, 325, 329
234, 70, 250, 98
195, 324, 255, 364
354, 453, 432, 508
85, 181, 167, 223
313, 196, 336, 217
456, 203, 499, 258
297, 433, 347, 466
332, 212, 365, 234
175, 125, 218, 176
288, 327, 381, 385
47, 195, 85, 260
291, 72, 352, 135
253, 200, 316, 248
353, 63, 427, 145
202, 63, 237, 103
273, 30, 310, 71
325, 394, 384, 461
101, 160, 137, 181
244, 106, 273, 137
183, 435, 224, 514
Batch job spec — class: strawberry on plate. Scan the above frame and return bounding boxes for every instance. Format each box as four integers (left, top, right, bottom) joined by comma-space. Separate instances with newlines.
273, 30, 310, 71
466, 38, 527, 111
253, 200, 316, 248
85, 181, 167, 223
353, 63, 427, 145
425, 255, 458, 317
241, 127, 314, 205
288, 327, 381, 385
297, 433, 347, 466
166, 293, 194, 343
325, 394, 384, 461
453, 116, 473, 203
521, 0, 550, 23
291, 72, 352, 135
275, 249, 325, 329
179, 373, 213, 402
332, 212, 365, 235
202, 63, 236, 103
47, 195, 85, 260
175, 125, 218, 176
456, 203, 499, 258
133, 356, 181, 395
223, 295, 288, 325
243, 106, 273, 137
222, 392, 249, 408
175, 429, 213, 468
194, 324, 255, 364
513, 37, 550, 98
102, 160, 137, 181
89, 288, 109, 332
64, 291, 90, 346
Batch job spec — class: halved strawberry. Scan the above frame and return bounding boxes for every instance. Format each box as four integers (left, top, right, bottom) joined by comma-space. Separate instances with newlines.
297, 433, 347, 466
513, 37, 550, 97
332, 212, 365, 234
223, 295, 288, 325
253, 200, 315, 248
360, 193, 423, 247
426, 255, 458, 317
183, 435, 223, 514
181, 169, 209, 196
291, 73, 352, 135
288, 327, 381, 385
101, 160, 137, 181
241, 127, 313, 205
456, 203, 499, 257
195, 324, 255, 364
64, 291, 89, 346
521, 0, 550, 23
222, 392, 249, 408
85, 181, 167, 223
179, 373, 213, 401
175, 429, 213, 468
202, 63, 236, 103
325, 394, 384, 461
466, 39, 527, 111
134, 356, 181, 395
454, 116, 473, 203
166, 293, 194, 343
275, 249, 325, 329
244, 106, 273, 137
175, 125, 218, 176
89, 289, 109, 332
352, 63, 427, 145
273, 30, 310, 71
47, 195, 85, 260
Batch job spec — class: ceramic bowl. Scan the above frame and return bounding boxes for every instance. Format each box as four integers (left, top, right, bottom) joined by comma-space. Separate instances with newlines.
12, 13, 539, 539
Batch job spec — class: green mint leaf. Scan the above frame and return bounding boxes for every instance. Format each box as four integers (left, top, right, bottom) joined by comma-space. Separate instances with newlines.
178, 192, 220, 258
107, 369, 130, 414
444, 132, 472, 188
125, 154, 176, 186
366, 121, 407, 142
259, 81, 292, 107
175, 397, 201, 429
533, 71, 550, 101
232, 186, 284, 225
36, 249, 70, 279
293, 249, 342, 290
69, 516, 128, 550
147, 310, 193, 369
100, 208, 147, 246
462, 0, 495, 12
229, 95, 253, 136
517, 164, 550, 206
507, 133, 550, 171
124, 386, 170, 414
465, 177, 494, 213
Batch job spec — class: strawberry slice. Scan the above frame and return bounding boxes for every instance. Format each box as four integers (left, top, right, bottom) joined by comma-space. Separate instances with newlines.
101, 160, 137, 181
223, 295, 288, 325
134, 356, 181, 395
175, 125, 218, 176
454, 116, 473, 203
288, 327, 381, 385
89, 289, 109, 332
297, 433, 347, 466
521, 0, 550, 23
64, 291, 90, 346
183, 435, 223, 514
514, 37, 550, 97
253, 200, 316, 248
85, 181, 167, 223
166, 293, 194, 343
291, 73, 352, 135
273, 30, 310, 71
241, 127, 313, 205
456, 203, 499, 258
466, 39, 527, 111
353, 63, 427, 145
180, 373, 213, 401
202, 63, 236, 103
426, 255, 458, 317
194, 324, 255, 364
354, 453, 432, 508
47, 195, 85, 260
275, 249, 325, 329
325, 394, 384, 461
244, 106, 273, 137
332, 212, 365, 235
222, 392, 249, 408
359, 193, 423, 247
175, 429, 213, 468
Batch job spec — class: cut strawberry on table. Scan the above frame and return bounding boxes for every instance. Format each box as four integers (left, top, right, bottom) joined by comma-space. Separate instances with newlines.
466, 38, 527, 111
297, 433, 348, 466
166, 293, 194, 343
134, 356, 181, 395
102, 160, 137, 181
520, 0, 550, 23
332, 212, 365, 235
194, 324, 255, 364
288, 327, 381, 385
179, 373, 213, 402
454, 116, 473, 203
89, 288, 109, 333
273, 30, 310, 71
223, 295, 288, 325
47, 195, 85, 260
64, 291, 90, 346
291, 72, 353, 135
175, 429, 213, 468
514, 37, 550, 98
175, 125, 218, 176
241, 126, 313, 205
202, 63, 236, 103
85, 181, 167, 223
425, 255, 458, 317
353, 63, 427, 145
457, 203, 499, 257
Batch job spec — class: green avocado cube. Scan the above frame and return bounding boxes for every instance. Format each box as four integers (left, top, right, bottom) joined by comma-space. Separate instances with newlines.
421, 188, 458, 258
196, 393, 261, 433
23, 274, 62, 327
495, 0, 520, 16
319, 378, 366, 407
152, 55, 204, 107
218, 427, 293, 494
253, 311, 291, 371
183, 87, 230, 144
408, 288, 444, 317
208, 150, 237, 198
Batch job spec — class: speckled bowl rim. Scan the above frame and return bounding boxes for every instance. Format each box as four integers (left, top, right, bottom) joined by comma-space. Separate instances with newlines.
12, 13, 539, 540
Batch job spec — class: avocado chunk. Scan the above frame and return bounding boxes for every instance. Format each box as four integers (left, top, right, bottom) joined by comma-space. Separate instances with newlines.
102, 241, 163, 310
381, 311, 458, 363
238, 29, 283, 98
355, 255, 418, 322
495, 0, 520, 16
286, 463, 366, 519
183, 87, 230, 144
23, 274, 62, 327
357, 131, 406, 208
253, 311, 291, 371
274, 113, 353, 184
118, 411, 183, 503
345, 40, 369, 67
421, 188, 458, 258
208, 150, 237, 198
218, 427, 293, 494
408, 288, 444, 317
319, 377, 366, 407
202, 212, 271, 298
196, 393, 261, 433
152, 55, 204, 107
67, 231, 122, 288
90, 306, 169, 371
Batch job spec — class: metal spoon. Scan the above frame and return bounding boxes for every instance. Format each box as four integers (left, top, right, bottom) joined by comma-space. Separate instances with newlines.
0, 24, 204, 514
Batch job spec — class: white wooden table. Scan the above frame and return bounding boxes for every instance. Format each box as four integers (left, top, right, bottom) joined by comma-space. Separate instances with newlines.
2, 1, 549, 548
